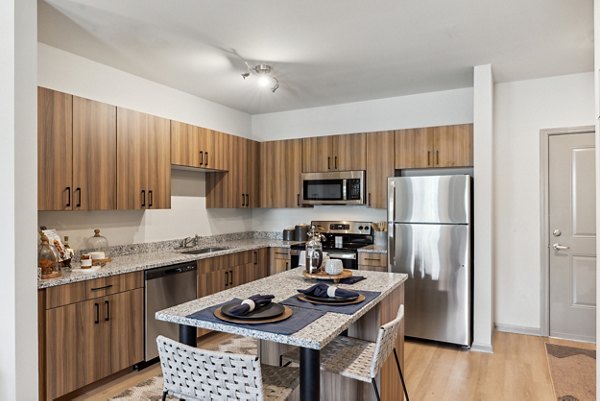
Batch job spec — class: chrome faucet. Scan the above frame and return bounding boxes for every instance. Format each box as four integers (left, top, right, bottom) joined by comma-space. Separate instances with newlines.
182, 234, 200, 248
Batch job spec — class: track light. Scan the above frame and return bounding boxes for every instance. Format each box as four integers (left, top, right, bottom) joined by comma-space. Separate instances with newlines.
241, 63, 280, 93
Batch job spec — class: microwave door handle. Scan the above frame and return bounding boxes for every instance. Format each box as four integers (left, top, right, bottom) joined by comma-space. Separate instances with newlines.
342, 179, 347, 200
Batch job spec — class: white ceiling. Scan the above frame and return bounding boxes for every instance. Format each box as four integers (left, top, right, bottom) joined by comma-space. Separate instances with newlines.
38, 0, 593, 114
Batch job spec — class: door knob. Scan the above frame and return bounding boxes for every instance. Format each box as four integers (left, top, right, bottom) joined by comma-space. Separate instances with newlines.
552, 243, 570, 251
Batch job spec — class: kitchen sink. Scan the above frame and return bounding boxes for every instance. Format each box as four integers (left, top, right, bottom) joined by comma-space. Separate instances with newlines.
180, 247, 230, 255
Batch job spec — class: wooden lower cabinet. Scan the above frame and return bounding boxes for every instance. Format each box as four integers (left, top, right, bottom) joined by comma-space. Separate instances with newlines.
270, 247, 291, 275
358, 252, 388, 272
43, 285, 143, 400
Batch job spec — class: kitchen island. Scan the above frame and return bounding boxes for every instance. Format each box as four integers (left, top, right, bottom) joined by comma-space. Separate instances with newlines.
156, 268, 407, 401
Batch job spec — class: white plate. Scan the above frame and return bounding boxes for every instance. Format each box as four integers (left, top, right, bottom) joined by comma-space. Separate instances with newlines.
71, 266, 101, 273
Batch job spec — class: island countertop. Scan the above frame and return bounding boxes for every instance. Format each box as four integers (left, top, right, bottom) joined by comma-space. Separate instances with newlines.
155, 268, 407, 350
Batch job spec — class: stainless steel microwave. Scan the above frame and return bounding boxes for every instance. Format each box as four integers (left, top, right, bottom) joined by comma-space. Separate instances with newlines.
300, 171, 366, 205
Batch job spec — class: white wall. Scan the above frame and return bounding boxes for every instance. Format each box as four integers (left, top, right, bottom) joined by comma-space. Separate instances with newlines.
252, 87, 474, 140
472, 64, 494, 352
0, 0, 38, 399
38, 44, 254, 248
494, 72, 595, 332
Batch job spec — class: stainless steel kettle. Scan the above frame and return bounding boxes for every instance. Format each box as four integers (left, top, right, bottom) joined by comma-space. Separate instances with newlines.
305, 225, 324, 274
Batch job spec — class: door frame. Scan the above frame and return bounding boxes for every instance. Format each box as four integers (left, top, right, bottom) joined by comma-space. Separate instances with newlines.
539, 126, 595, 337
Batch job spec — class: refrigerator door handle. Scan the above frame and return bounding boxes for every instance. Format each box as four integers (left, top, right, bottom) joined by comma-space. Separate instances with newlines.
388, 179, 395, 222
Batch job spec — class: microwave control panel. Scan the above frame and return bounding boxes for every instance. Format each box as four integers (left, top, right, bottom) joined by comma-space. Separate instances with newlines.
346, 179, 362, 200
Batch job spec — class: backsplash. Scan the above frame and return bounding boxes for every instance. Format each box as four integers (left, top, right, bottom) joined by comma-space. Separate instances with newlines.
73, 231, 281, 261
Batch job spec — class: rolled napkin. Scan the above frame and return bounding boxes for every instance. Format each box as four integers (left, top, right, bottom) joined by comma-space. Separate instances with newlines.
227, 294, 275, 317
298, 283, 359, 299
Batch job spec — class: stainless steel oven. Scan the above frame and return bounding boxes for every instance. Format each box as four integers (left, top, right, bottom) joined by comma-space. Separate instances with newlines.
300, 171, 365, 205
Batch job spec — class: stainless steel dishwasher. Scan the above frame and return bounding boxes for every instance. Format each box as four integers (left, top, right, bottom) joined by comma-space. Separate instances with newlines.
144, 261, 197, 361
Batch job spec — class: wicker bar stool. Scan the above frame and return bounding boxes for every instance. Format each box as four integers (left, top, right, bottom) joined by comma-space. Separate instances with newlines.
280, 305, 409, 401
157, 335, 299, 401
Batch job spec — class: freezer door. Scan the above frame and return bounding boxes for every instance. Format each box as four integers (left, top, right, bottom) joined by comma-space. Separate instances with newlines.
388, 175, 470, 224
389, 223, 471, 346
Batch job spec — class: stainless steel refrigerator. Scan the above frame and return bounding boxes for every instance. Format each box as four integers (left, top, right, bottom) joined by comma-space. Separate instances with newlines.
388, 175, 472, 347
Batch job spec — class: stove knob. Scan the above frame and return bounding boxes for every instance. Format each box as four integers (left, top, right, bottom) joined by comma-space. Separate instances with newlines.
358, 225, 364, 230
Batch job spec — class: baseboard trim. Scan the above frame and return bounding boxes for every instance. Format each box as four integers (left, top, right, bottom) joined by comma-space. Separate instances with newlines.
470, 342, 493, 353
495, 323, 543, 337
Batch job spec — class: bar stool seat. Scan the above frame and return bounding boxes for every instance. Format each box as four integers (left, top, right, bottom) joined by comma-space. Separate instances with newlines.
281, 305, 409, 401
157, 335, 299, 401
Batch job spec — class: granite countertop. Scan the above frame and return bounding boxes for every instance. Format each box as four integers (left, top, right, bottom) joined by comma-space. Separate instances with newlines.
358, 245, 388, 254
38, 239, 301, 289
155, 268, 407, 350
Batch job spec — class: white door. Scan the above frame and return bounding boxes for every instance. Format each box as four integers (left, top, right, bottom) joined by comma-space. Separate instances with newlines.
549, 132, 596, 342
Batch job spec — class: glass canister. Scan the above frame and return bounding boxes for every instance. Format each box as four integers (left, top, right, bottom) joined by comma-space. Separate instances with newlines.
87, 229, 109, 254
39, 233, 61, 279
305, 226, 323, 274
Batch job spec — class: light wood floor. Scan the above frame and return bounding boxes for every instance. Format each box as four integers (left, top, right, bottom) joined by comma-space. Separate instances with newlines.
74, 331, 594, 400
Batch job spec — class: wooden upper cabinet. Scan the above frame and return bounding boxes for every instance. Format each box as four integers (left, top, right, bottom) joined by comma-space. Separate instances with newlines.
394, 127, 433, 169
366, 131, 395, 209
259, 139, 303, 208
302, 133, 366, 172
433, 124, 473, 167
117, 108, 171, 210
245, 139, 259, 208
72, 96, 117, 210
171, 121, 200, 167
334, 133, 366, 171
395, 124, 473, 169
170, 121, 229, 171
38, 87, 73, 211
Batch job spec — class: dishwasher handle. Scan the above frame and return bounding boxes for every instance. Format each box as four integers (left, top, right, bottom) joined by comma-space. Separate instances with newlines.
145, 262, 197, 280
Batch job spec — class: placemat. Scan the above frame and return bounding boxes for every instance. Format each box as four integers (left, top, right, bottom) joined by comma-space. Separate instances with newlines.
186, 299, 326, 335
281, 290, 381, 315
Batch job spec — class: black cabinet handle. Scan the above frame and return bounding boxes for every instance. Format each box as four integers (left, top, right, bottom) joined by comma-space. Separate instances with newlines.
148, 190, 153, 208
104, 300, 110, 321
436, 150, 439, 165
285, 262, 289, 271
90, 284, 113, 292
66, 187, 71, 208
368, 193, 371, 207
229, 270, 234, 286
141, 189, 146, 207
254, 251, 258, 265
427, 151, 431, 166
75, 187, 81, 208
246, 193, 250, 207
204, 152, 209, 166
224, 271, 229, 287
199, 151, 204, 166
94, 303, 99, 324
327, 156, 331, 170
297, 194, 300, 206
334, 156, 338, 170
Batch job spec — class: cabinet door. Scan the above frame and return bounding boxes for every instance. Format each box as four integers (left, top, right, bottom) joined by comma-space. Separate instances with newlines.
171, 121, 200, 167
117, 108, 146, 210
107, 289, 144, 373
198, 127, 214, 169
198, 269, 228, 298
259, 140, 292, 208
334, 133, 366, 171
236, 136, 248, 208
254, 248, 269, 279
366, 131, 395, 209
45, 303, 79, 399
302, 136, 333, 172
285, 139, 304, 208
394, 127, 433, 169
146, 115, 171, 209
433, 124, 473, 167
246, 139, 259, 208
207, 129, 231, 171
38, 87, 73, 211
73, 96, 117, 210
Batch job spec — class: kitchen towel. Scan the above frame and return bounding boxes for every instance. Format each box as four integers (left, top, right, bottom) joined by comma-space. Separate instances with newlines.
281, 290, 381, 315
186, 299, 326, 335
298, 283, 358, 299
227, 294, 275, 316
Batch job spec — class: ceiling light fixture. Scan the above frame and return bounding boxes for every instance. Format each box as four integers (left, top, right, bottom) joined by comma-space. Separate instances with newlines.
241, 63, 280, 93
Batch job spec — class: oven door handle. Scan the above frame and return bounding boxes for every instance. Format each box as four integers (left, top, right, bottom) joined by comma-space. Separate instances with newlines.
327, 252, 357, 260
